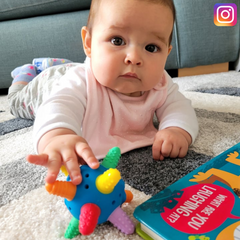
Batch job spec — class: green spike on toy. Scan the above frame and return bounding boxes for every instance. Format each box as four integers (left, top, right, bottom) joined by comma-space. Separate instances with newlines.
101, 147, 121, 169
64, 217, 80, 239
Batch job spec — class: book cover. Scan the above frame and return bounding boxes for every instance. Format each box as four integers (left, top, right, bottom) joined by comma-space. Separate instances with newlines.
133, 142, 240, 240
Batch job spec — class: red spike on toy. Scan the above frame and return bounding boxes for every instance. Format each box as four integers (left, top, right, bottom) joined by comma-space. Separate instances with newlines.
79, 203, 101, 235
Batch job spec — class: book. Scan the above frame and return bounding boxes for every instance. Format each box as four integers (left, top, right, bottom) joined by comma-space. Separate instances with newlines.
133, 142, 240, 240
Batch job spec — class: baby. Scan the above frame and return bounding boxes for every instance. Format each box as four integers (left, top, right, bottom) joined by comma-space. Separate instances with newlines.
8, 0, 199, 185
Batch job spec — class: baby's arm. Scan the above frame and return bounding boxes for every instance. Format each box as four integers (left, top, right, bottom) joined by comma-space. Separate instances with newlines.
27, 64, 99, 184
154, 73, 199, 160
27, 128, 99, 185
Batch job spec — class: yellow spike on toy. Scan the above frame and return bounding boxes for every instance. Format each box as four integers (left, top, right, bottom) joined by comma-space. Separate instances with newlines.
61, 165, 69, 176
46, 181, 77, 201
95, 168, 121, 194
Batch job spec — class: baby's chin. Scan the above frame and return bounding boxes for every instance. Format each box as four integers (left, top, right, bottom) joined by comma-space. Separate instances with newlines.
103, 82, 150, 97
111, 87, 143, 97
120, 91, 143, 97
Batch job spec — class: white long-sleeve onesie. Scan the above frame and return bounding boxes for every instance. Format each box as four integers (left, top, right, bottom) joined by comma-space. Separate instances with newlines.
34, 58, 199, 159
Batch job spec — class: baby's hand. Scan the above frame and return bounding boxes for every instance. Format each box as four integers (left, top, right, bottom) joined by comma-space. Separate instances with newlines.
27, 130, 99, 185
152, 127, 192, 160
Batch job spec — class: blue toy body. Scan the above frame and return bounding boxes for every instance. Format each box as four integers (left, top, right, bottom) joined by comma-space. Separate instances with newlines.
65, 164, 126, 224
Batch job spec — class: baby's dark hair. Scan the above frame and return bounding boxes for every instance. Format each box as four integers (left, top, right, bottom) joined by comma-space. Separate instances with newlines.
87, 0, 176, 45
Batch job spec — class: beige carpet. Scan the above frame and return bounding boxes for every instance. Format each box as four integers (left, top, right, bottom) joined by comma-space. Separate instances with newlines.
0, 71, 240, 240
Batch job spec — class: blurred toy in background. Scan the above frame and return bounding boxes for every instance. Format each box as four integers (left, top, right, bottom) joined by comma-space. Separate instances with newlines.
45, 147, 135, 239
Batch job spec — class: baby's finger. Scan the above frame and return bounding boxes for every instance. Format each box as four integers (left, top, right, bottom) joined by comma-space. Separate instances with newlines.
75, 142, 99, 169
152, 139, 163, 160
169, 145, 180, 158
178, 146, 188, 158
161, 141, 173, 158
45, 152, 62, 184
26, 154, 49, 166
159, 153, 165, 161
61, 149, 82, 185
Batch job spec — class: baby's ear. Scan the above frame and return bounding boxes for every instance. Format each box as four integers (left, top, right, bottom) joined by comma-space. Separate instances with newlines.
81, 26, 91, 57
168, 45, 172, 55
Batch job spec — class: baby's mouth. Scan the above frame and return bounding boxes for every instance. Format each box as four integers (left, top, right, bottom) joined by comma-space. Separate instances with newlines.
120, 72, 140, 80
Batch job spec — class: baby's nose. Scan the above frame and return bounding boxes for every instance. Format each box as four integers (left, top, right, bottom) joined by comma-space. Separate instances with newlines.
124, 48, 143, 66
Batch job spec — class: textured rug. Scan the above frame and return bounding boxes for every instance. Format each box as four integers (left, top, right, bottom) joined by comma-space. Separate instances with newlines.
0, 71, 240, 240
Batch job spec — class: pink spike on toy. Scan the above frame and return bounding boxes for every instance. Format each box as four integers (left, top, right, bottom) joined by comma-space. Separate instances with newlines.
79, 203, 101, 235
108, 206, 135, 234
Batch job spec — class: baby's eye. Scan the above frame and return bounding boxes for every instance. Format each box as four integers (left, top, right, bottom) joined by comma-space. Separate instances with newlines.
145, 44, 159, 53
111, 37, 125, 46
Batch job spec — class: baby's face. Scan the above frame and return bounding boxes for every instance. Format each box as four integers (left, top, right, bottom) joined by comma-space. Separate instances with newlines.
87, 0, 173, 96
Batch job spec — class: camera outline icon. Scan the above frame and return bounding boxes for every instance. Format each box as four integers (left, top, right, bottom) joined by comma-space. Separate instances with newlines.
216, 5, 234, 24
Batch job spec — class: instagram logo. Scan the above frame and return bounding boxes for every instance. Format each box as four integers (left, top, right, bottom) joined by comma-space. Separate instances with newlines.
214, 3, 237, 26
